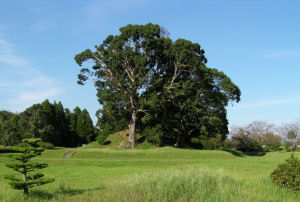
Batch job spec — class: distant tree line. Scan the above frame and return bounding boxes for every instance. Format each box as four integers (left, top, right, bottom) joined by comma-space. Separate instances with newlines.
230, 121, 300, 152
0, 100, 96, 147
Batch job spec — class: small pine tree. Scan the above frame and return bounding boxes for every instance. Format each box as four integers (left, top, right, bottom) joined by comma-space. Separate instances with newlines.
4, 138, 54, 195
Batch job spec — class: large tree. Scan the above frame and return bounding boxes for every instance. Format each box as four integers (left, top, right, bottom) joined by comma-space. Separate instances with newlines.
75, 23, 240, 149
140, 39, 241, 147
75, 23, 164, 148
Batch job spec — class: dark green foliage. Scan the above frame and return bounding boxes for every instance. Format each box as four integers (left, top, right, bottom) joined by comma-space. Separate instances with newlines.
75, 23, 240, 148
76, 109, 95, 144
0, 146, 25, 153
271, 154, 300, 191
76, 23, 164, 149
96, 135, 107, 145
140, 125, 164, 145
0, 111, 21, 146
191, 134, 226, 150
199, 139, 215, 150
4, 138, 54, 195
0, 100, 95, 147
95, 122, 112, 145
37, 142, 54, 150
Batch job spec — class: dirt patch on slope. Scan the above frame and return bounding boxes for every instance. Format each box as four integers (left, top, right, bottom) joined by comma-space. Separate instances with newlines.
118, 130, 129, 148
63, 150, 74, 158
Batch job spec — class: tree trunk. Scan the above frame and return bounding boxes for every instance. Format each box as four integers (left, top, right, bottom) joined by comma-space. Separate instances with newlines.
22, 173, 29, 195
128, 111, 137, 149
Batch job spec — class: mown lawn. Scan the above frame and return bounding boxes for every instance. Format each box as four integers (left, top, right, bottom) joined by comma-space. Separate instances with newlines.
0, 147, 299, 201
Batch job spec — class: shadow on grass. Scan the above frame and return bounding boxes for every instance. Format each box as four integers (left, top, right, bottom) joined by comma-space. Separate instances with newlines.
28, 184, 104, 200
243, 151, 266, 156
57, 183, 104, 195
222, 149, 244, 157
29, 190, 55, 200
222, 149, 266, 157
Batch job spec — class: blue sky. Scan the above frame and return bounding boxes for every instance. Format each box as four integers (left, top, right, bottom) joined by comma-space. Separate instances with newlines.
0, 0, 300, 126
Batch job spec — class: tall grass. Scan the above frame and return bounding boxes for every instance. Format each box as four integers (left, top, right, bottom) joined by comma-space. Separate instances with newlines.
1, 148, 299, 201
101, 167, 300, 202
101, 168, 239, 202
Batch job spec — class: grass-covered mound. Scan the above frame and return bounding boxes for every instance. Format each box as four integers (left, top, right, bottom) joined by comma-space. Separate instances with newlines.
85, 129, 157, 149
0, 147, 300, 201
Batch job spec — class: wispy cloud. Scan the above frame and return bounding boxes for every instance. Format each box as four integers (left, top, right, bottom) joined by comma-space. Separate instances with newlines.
29, 7, 42, 14
5, 87, 61, 112
30, 19, 52, 32
263, 49, 300, 59
232, 94, 300, 110
0, 38, 61, 112
0, 39, 28, 67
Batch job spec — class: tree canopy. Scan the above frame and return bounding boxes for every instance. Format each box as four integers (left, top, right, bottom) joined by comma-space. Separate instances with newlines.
0, 100, 96, 147
75, 23, 241, 149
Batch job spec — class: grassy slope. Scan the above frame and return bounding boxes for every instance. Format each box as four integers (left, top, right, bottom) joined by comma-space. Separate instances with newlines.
0, 133, 299, 201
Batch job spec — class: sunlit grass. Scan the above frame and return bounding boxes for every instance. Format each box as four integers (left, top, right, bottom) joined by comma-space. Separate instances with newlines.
0, 145, 299, 201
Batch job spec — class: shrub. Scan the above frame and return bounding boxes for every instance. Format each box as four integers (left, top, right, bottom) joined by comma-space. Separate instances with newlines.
283, 142, 292, 152
200, 139, 214, 150
37, 141, 54, 149
15, 140, 54, 150
96, 123, 111, 145
0, 146, 22, 153
15, 142, 29, 147
96, 134, 107, 145
271, 154, 300, 191
192, 135, 227, 150
230, 130, 263, 152
210, 134, 225, 149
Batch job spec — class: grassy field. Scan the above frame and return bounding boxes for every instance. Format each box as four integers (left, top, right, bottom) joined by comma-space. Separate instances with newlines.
0, 143, 299, 201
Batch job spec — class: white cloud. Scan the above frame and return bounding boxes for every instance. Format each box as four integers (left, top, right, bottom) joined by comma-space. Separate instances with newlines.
0, 39, 29, 67
5, 87, 61, 112
231, 94, 300, 110
0, 38, 62, 113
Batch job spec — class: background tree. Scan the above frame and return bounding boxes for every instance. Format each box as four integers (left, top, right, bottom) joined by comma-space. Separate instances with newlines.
230, 121, 281, 152
4, 138, 54, 195
244, 121, 275, 145
0, 100, 95, 147
0, 111, 21, 146
76, 109, 95, 144
230, 128, 263, 152
278, 121, 300, 151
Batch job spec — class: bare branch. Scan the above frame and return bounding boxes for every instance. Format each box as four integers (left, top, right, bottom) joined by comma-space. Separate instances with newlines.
137, 109, 147, 113
165, 63, 180, 92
